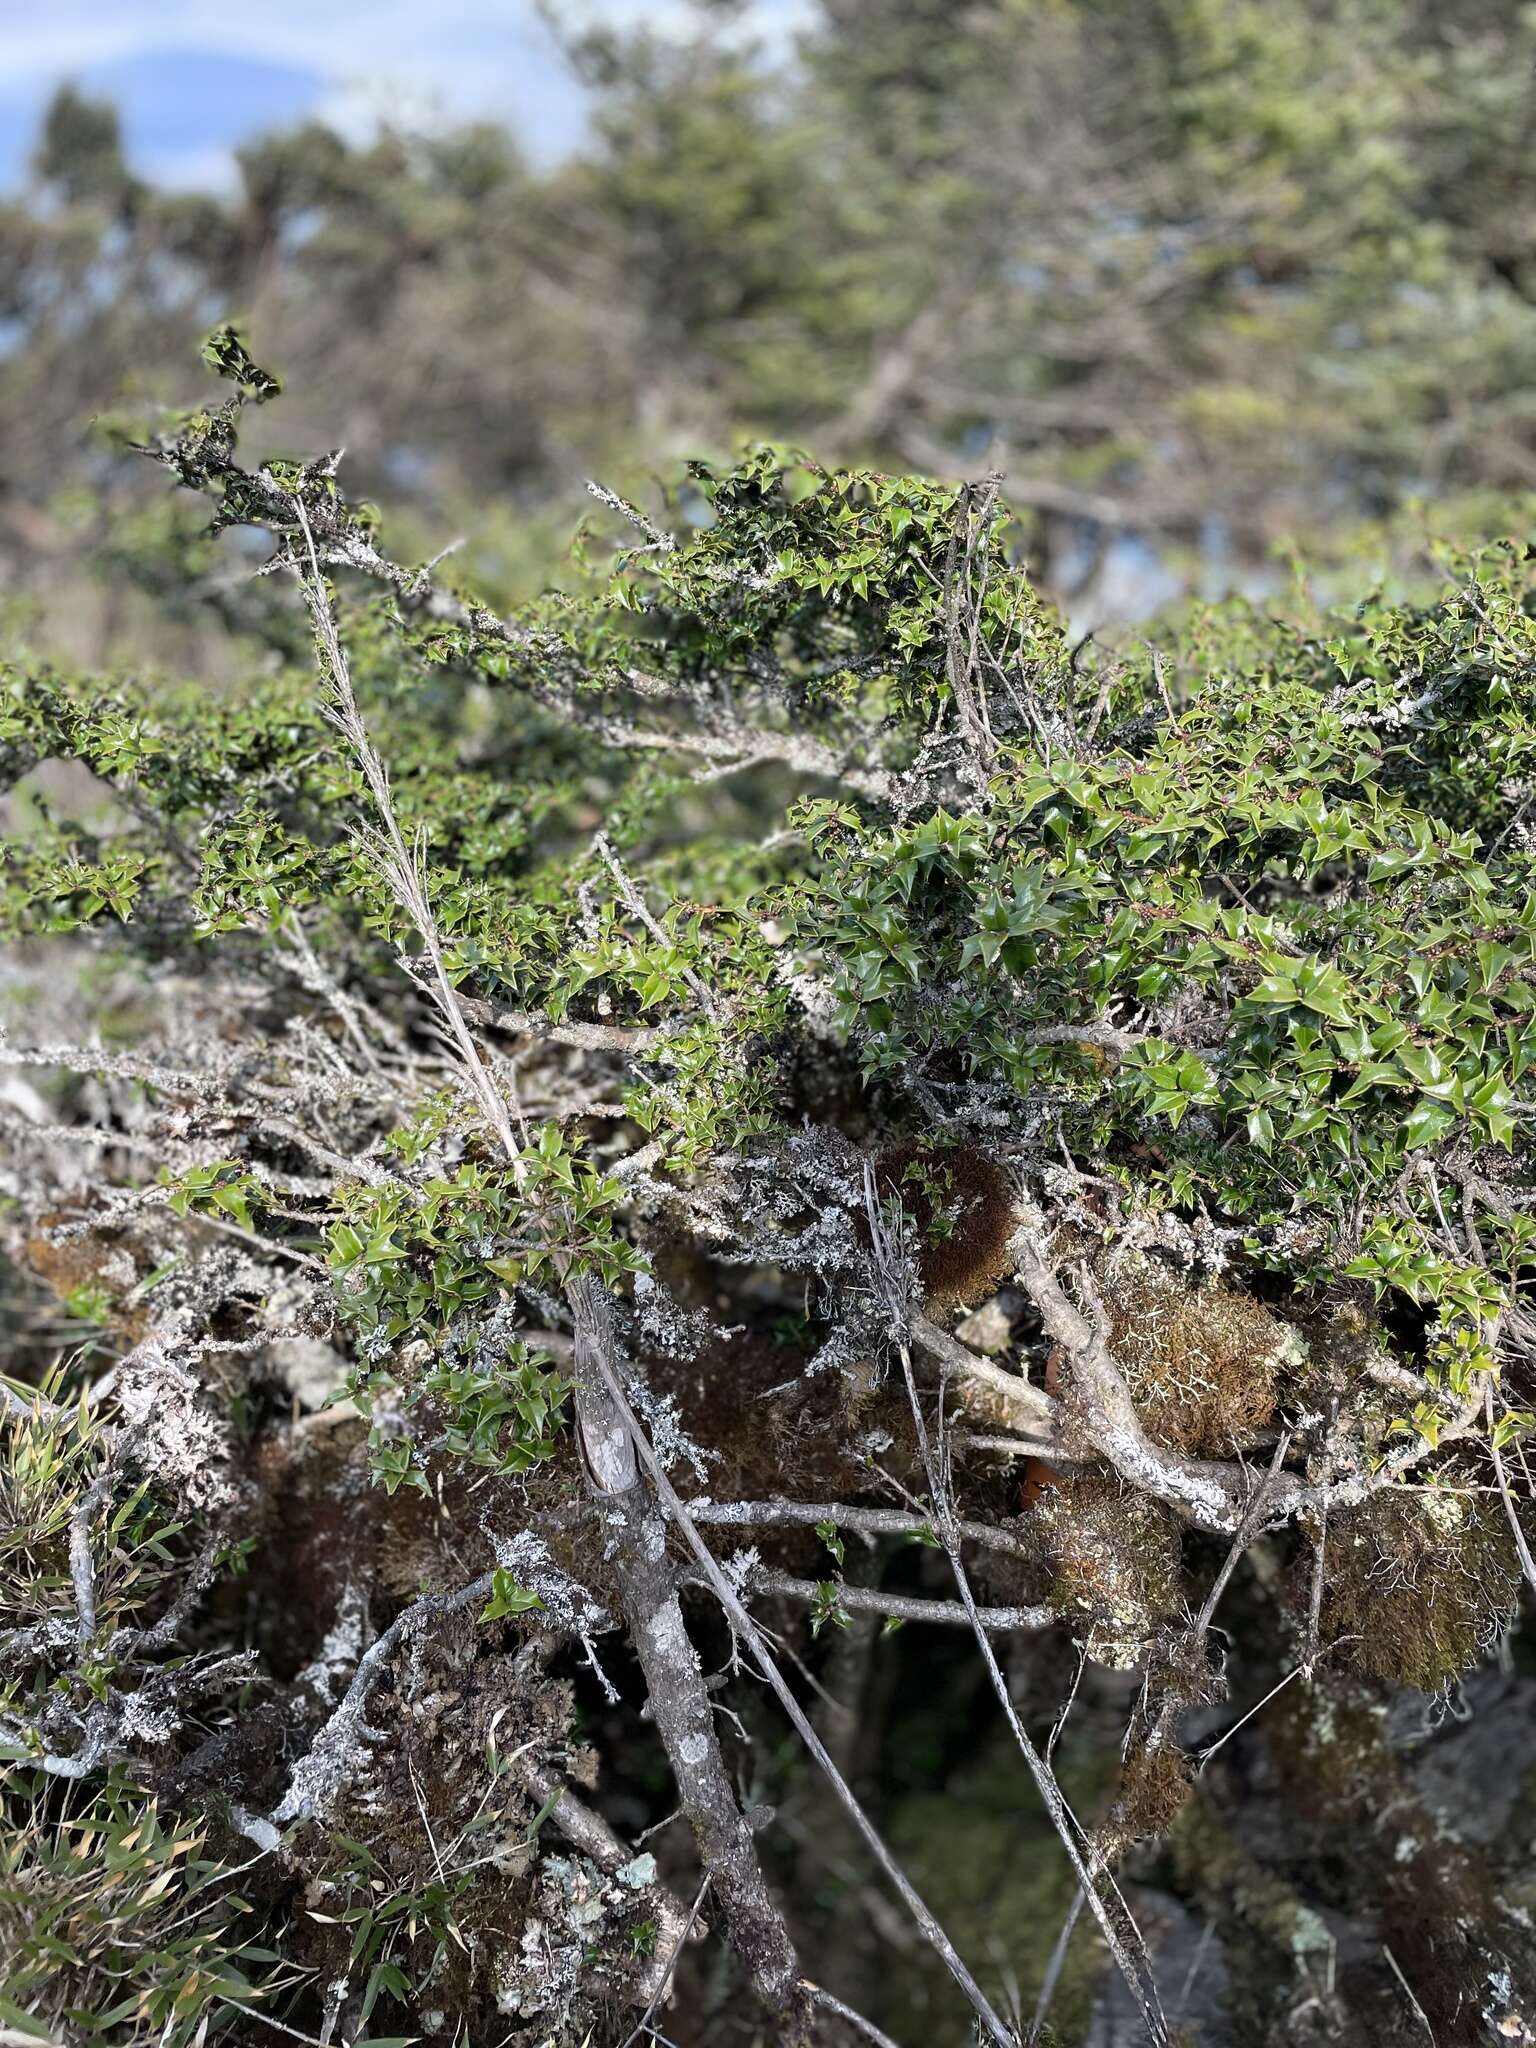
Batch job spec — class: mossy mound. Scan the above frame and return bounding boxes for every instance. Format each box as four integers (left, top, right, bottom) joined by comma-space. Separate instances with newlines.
1031, 1475, 1184, 1665
1096, 1249, 1305, 1456
877, 1139, 1017, 1305
1315, 1487, 1520, 1693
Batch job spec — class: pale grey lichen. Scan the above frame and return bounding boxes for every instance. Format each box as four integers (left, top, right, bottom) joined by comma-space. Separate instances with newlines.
115, 1333, 234, 1513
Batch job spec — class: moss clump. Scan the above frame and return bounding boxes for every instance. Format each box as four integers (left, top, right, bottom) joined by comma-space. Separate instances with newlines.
1165, 1791, 1336, 2041
1031, 1475, 1183, 1664
1315, 1487, 1520, 1692
876, 1140, 1016, 1305
1168, 1795, 1333, 1958
1110, 1740, 1195, 1850
1096, 1249, 1303, 1456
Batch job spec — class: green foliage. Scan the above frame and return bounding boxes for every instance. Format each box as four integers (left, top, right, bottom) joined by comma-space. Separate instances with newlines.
200, 322, 282, 404
808, 1582, 852, 1636
18, 340, 1536, 1446
480, 1570, 545, 1623
325, 1155, 606, 1492
162, 1162, 267, 1234
6, 321, 1536, 2039
0, 1402, 262, 2041
31, 83, 132, 208
329, 1141, 641, 1315
784, 544, 1536, 1383
0, 1384, 189, 1701
0, 841, 152, 935
0, 1773, 282, 2046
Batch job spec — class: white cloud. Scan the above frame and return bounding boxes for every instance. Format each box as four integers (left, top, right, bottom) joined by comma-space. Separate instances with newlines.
0, 0, 815, 89
0, 0, 818, 189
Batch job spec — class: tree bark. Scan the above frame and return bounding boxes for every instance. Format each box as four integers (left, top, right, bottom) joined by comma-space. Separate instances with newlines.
569, 1276, 810, 2039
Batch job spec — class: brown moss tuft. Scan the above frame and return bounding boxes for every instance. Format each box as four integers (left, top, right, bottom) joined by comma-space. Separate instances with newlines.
637, 1322, 920, 1521
875, 1139, 1016, 1305
1030, 1473, 1183, 1665
1095, 1248, 1303, 1456
1112, 1740, 1194, 1848
1312, 1486, 1519, 1692
1379, 1836, 1502, 2043
25, 1216, 152, 1339
1267, 1673, 1524, 2045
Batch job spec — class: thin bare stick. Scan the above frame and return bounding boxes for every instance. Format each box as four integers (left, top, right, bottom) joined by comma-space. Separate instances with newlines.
456, 991, 662, 1051
684, 1493, 1035, 1561
1194, 1662, 1314, 1778
910, 1312, 1058, 1438
897, 1329, 1169, 2045
287, 530, 809, 2031
612, 1878, 710, 2044
594, 831, 716, 1016
805, 1983, 906, 2048
1486, 1380, 1536, 1597
269, 1573, 497, 1825
1026, 1888, 1085, 2046
291, 497, 525, 1181
749, 1568, 1052, 1633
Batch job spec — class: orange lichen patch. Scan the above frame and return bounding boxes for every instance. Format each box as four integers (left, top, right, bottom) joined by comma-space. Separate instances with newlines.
1311, 1487, 1519, 1692
875, 1140, 1016, 1306
1094, 1248, 1302, 1456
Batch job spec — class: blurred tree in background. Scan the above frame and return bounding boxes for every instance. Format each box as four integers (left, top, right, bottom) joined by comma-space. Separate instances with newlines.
5, 0, 1536, 648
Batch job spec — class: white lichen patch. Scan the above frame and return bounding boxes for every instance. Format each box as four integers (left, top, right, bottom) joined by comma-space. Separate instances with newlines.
115, 1333, 233, 1512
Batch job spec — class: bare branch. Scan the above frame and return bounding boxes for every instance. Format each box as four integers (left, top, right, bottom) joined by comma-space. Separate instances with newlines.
269, 1573, 498, 1825
683, 1492, 1035, 1560
748, 1568, 1053, 1634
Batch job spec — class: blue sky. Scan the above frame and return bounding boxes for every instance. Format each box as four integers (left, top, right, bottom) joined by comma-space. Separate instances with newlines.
0, 2, 810, 191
